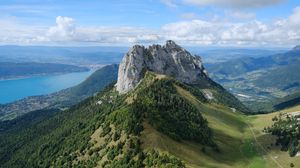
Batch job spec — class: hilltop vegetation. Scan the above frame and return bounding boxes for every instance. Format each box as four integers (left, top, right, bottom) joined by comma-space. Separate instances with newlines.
265, 113, 300, 157
2, 70, 300, 167
247, 105, 300, 167
0, 71, 250, 168
132, 76, 215, 146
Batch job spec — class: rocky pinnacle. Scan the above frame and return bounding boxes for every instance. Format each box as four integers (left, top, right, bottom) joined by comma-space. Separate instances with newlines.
116, 40, 208, 94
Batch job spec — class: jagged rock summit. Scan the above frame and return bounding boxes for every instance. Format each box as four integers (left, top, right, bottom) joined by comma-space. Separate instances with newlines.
116, 40, 208, 94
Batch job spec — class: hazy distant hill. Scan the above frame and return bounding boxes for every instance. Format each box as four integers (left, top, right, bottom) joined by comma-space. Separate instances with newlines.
0, 46, 126, 66
272, 91, 300, 110
0, 62, 88, 80
192, 48, 285, 63
206, 46, 300, 112
207, 46, 300, 77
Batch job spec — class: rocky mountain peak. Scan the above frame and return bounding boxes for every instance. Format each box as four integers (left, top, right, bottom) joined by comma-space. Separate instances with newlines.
165, 40, 180, 49
116, 40, 208, 94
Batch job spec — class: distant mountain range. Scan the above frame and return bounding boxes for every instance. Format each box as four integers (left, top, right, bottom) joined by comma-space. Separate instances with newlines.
0, 46, 126, 66
206, 45, 300, 112
273, 91, 300, 111
0, 62, 88, 80
193, 48, 285, 63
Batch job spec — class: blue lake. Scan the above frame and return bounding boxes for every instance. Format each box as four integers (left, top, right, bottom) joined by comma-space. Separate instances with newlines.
0, 70, 94, 104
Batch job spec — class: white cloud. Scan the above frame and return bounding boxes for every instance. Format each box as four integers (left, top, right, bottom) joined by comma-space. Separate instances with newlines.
287, 6, 300, 27
47, 16, 76, 41
1, 5, 300, 47
0, 18, 45, 44
33, 17, 161, 44
183, 0, 285, 9
180, 13, 200, 20
226, 11, 256, 20
0, 16, 161, 45
160, 0, 178, 8
161, 6, 300, 46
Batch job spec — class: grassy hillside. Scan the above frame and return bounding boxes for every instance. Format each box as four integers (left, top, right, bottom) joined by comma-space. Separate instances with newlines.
0, 71, 246, 167
142, 84, 264, 168
142, 86, 300, 168
2, 71, 298, 168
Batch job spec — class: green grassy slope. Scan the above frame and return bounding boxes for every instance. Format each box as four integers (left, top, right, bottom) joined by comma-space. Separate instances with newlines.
142, 84, 265, 168
0, 83, 122, 167
0, 73, 205, 167
0, 71, 248, 168
3, 71, 292, 168
141, 76, 300, 168
142, 86, 300, 168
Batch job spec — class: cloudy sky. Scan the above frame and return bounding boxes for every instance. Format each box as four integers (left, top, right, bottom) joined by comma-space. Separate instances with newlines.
0, 0, 300, 47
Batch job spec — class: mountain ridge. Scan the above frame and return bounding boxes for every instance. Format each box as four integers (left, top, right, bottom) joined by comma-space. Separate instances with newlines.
0, 41, 253, 168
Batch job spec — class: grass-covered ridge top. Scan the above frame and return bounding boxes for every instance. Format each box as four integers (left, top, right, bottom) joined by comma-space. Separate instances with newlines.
104, 71, 217, 145
132, 71, 249, 113
0, 71, 251, 168
132, 76, 216, 146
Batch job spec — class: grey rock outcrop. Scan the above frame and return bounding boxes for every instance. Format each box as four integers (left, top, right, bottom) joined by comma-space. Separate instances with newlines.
116, 40, 208, 94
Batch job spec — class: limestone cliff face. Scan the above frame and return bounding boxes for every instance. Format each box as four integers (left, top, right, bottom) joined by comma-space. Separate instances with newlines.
116, 40, 208, 94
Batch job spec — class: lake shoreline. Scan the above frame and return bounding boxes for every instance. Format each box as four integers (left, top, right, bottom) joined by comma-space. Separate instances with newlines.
0, 70, 95, 104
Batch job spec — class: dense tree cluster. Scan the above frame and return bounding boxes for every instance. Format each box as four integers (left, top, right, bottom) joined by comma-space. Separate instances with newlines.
265, 113, 300, 157
0, 84, 120, 168
0, 76, 191, 167
134, 78, 216, 146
